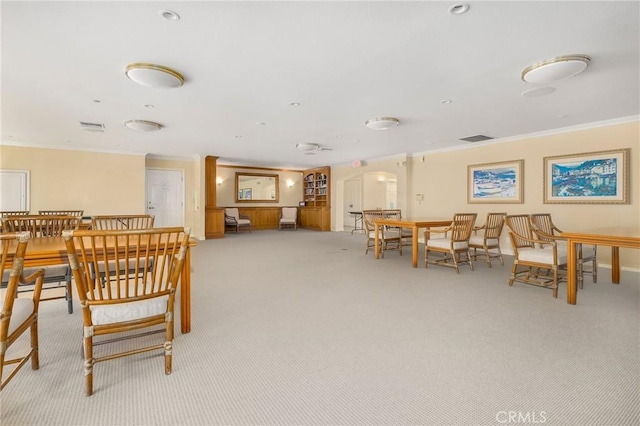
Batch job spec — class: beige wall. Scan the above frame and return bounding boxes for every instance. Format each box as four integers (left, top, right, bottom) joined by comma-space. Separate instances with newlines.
334, 120, 640, 269
0, 145, 145, 215
216, 165, 303, 207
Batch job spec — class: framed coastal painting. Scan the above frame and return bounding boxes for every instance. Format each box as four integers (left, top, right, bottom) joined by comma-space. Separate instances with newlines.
467, 160, 524, 204
543, 148, 630, 204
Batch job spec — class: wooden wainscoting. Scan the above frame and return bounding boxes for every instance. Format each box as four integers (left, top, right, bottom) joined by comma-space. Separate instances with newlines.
235, 207, 296, 230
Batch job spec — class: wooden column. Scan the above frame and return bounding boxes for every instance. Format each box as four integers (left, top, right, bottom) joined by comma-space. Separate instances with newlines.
204, 156, 225, 239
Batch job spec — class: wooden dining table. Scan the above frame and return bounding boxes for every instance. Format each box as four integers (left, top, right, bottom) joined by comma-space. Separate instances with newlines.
7, 235, 197, 333
560, 227, 640, 305
374, 217, 452, 267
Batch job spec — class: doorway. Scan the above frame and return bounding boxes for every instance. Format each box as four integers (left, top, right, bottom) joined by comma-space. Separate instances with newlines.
343, 178, 362, 232
0, 170, 30, 211
145, 169, 184, 227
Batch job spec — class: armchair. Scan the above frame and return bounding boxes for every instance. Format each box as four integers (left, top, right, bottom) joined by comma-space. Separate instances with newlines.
279, 207, 297, 230
224, 208, 251, 233
1, 232, 44, 391
469, 212, 507, 267
425, 213, 476, 273
362, 210, 402, 257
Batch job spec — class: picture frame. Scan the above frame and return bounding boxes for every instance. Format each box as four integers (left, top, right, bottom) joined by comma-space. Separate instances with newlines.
467, 160, 524, 204
244, 188, 252, 200
543, 148, 630, 204
238, 189, 243, 200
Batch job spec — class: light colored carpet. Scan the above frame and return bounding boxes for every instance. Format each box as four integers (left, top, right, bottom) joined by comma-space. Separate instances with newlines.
2, 230, 639, 425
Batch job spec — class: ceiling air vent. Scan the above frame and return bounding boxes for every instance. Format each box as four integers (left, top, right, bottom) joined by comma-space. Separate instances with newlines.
79, 121, 105, 132
459, 135, 493, 143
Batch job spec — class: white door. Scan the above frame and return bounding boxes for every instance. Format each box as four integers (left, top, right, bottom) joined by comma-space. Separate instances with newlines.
343, 178, 362, 230
146, 169, 184, 227
0, 170, 30, 211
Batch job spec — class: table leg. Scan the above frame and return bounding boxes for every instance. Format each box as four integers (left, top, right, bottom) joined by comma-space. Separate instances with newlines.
374, 223, 380, 259
411, 226, 419, 268
180, 246, 191, 333
567, 239, 578, 305
612, 246, 620, 284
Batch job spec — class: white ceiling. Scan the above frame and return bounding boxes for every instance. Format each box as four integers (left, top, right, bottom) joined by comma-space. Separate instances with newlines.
2, 1, 639, 169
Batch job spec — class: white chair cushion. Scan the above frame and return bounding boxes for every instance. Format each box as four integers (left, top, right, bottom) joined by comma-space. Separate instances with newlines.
2, 265, 68, 282
427, 238, 468, 250
280, 219, 296, 224
519, 248, 567, 265
468, 235, 499, 246
2, 297, 34, 335
237, 219, 251, 225
90, 295, 168, 325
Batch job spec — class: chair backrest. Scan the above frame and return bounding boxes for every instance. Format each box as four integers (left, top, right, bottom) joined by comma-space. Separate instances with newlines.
362, 210, 386, 233
0, 211, 30, 218
484, 213, 507, 239
2, 215, 80, 237
505, 215, 536, 249
225, 208, 240, 221
450, 213, 477, 242
91, 215, 155, 230
281, 207, 297, 220
530, 213, 561, 243
39, 210, 84, 217
63, 227, 191, 305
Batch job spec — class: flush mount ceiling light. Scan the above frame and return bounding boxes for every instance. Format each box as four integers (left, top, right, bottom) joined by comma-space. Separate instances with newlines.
521, 55, 591, 83
296, 142, 320, 151
365, 117, 400, 130
124, 120, 163, 132
125, 63, 184, 89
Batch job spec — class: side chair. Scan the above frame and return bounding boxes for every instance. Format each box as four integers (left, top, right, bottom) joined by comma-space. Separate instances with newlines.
505, 215, 567, 298
530, 213, 597, 288
469, 212, 507, 267
63, 227, 191, 396
1, 215, 80, 313
91, 214, 155, 230
425, 213, 476, 273
279, 207, 297, 230
1, 232, 44, 391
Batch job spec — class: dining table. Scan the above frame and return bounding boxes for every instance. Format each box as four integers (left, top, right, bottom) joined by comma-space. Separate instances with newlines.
560, 227, 640, 305
6, 234, 197, 333
374, 217, 452, 267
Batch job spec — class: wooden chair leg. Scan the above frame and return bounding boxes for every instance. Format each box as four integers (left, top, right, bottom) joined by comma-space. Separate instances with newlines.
83, 336, 94, 396
30, 322, 39, 370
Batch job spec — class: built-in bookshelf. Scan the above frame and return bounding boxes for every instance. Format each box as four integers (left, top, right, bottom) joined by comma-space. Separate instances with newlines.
300, 166, 330, 231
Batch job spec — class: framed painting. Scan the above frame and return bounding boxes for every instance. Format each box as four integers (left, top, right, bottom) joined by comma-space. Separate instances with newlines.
238, 189, 243, 200
543, 148, 630, 204
467, 160, 524, 204
244, 188, 252, 200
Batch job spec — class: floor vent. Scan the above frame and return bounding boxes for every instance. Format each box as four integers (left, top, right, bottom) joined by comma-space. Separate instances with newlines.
459, 134, 493, 142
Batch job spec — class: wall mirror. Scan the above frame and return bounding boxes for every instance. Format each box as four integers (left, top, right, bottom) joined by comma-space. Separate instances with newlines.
235, 172, 279, 203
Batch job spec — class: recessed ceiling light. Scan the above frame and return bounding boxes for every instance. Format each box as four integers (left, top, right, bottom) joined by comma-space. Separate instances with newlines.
159, 10, 180, 21
125, 63, 184, 89
365, 117, 400, 130
557, 114, 569, 119
448, 3, 469, 15
257, 122, 266, 126
289, 102, 300, 106
521, 55, 590, 83
124, 120, 162, 132
144, 104, 155, 108
521, 87, 556, 97
235, 135, 242, 138
92, 99, 101, 103
441, 100, 453, 104
296, 142, 320, 151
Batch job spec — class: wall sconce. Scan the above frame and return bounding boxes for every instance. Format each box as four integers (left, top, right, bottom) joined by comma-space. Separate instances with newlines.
286, 179, 295, 188
216, 177, 224, 185
378, 177, 386, 183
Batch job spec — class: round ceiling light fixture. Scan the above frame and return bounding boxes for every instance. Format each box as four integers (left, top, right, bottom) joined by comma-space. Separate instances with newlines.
125, 63, 184, 89
124, 120, 163, 132
448, 3, 469, 15
159, 10, 180, 21
365, 117, 400, 130
521, 55, 590, 83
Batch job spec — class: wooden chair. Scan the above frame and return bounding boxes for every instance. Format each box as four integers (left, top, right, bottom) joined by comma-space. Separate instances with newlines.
362, 210, 402, 257
279, 207, 297, 230
91, 214, 155, 230
1, 232, 44, 391
62, 227, 191, 396
530, 213, 597, 288
382, 209, 413, 248
224, 208, 251, 233
38, 210, 84, 217
1, 215, 80, 314
0, 211, 30, 232
469, 212, 507, 267
425, 213, 476, 273
505, 215, 567, 298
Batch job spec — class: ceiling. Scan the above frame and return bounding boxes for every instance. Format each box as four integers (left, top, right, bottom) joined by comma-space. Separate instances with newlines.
2, 1, 639, 169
